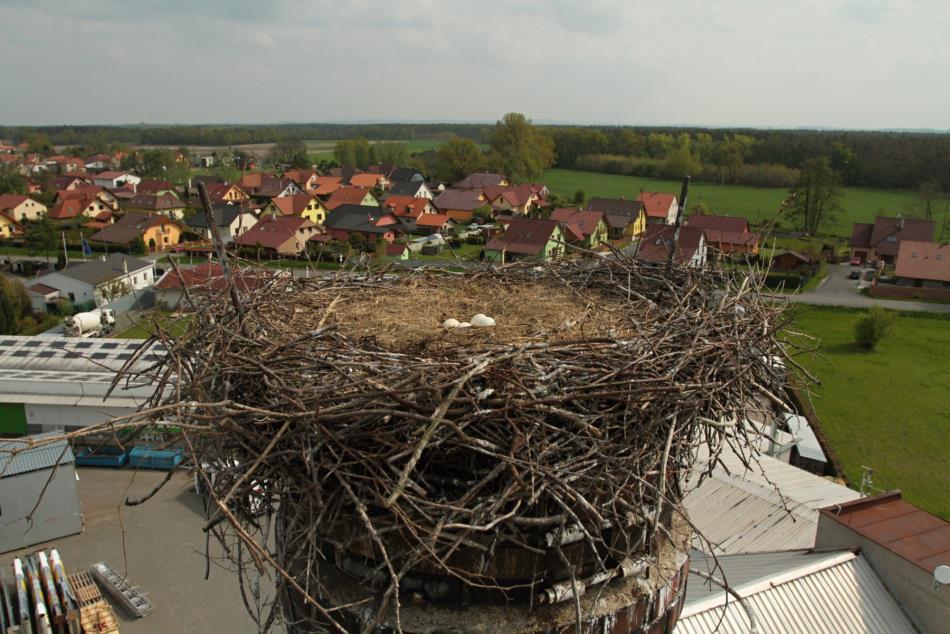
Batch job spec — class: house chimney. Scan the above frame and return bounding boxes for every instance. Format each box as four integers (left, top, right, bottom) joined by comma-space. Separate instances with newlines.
122, 258, 128, 274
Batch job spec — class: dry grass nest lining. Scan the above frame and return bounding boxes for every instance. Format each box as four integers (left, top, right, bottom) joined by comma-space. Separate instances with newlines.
131, 258, 790, 629
283, 273, 647, 349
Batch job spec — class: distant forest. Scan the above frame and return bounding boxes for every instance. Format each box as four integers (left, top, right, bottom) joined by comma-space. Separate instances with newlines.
2, 122, 949, 190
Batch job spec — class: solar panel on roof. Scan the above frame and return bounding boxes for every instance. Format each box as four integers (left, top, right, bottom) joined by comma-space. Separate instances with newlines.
74, 341, 94, 349
91, 352, 109, 360
0, 340, 16, 346
12, 350, 29, 356
25, 340, 43, 347
38, 351, 56, 358
117, 353, 133, 360
101, 343, 119, 349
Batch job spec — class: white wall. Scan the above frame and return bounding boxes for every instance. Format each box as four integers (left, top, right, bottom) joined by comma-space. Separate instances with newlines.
26, 403, 138, 430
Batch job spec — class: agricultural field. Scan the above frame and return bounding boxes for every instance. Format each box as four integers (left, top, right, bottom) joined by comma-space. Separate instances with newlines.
543, 169, 929, 238
114, 311, 191, 339
786, 306, 950, 519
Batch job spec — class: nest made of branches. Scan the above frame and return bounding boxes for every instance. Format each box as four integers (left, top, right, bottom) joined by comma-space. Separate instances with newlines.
125, 255, 792, 632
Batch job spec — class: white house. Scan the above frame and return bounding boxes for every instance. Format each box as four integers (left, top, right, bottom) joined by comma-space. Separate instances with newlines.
33, 254, 155, 306
0, 194, 47, 222
387, 181, 433, 200
92, 171, 142, 190
185, 205, 259, 243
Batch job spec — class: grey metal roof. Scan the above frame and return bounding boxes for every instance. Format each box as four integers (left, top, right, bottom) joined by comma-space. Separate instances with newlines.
55, 254, 153, 286
0, 432, 75, 478
675, 551, 916, 633
0, 336, 164, 374
683, 445, 860, 555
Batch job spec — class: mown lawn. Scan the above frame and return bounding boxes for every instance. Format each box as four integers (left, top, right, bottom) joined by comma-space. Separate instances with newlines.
115, 311, 192, 339
543, 169, 927, 238
786, 306, 950, 518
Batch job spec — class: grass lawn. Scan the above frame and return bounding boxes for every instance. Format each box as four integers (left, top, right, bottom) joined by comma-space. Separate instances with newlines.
115, 311, 192, 339
543, 169, 929, 238
786, 306, 950, 518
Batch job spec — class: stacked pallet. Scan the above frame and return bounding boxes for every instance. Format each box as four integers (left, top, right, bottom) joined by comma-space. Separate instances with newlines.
68, 571, 118, 634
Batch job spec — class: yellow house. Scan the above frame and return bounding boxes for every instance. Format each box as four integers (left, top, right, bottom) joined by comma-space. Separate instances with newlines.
0, 212, 24, 239
0, 194, 47, 222
90, 212, 183, 252
263, 194, 327, 225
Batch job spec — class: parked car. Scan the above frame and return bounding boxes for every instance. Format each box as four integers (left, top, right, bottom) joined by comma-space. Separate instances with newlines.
849, 270, 861, 280
850, 256, 862, 266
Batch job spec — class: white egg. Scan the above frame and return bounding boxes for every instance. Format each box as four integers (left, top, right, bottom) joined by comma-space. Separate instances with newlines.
470, 314, 496, 327
442, 318, 460, 329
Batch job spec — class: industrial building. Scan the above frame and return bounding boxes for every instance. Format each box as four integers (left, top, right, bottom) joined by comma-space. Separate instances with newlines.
0, 432, 82, 552
0, 336, 160, 435
30, 254, 155, 307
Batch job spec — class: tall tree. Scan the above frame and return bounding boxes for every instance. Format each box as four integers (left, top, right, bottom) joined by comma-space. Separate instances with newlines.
375, 142, 409, 166
26, 216, 58, 266
434, 138, 485, 183
915, 180, 944, 221
0, 170, 27, 195
270, 138, 309, 168
487, 113, 555, 183
788, 157, 843, 235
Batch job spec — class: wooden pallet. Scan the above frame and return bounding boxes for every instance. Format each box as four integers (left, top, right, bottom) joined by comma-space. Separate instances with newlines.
68, 571, 119, 634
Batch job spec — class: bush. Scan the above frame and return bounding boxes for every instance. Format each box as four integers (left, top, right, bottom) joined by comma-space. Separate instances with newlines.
854, 307, 894, 350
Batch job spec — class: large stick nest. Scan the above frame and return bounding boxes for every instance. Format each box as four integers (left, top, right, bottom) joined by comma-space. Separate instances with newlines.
129, 255, 791, 632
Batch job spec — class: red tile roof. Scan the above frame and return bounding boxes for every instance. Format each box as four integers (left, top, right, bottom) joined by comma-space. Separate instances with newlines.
312, 177, 342, 196
434, 189, 485, 212
852, 217, 936, 257
820, 491, 950, 573
155, 262, 268, 292
270, 194, 319, 216
383, 195, 432, 219
349, 173, 384, 188
636, 191, 677, 219
485, 218, 560, 256
453, 173, 508, 190
28, 283, 59, 296
325, 187, 375, 210
550, 208, 605, 239
0, 194, 29, 211
137, 179, 175, 193
894, 240, 950, 283
234, 216, 316, 250
685, 214, 749, 234
415, 213, 451, 228
636, 224, 704, 264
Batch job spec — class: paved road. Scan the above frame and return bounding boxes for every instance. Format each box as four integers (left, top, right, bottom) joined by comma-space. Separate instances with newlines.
780, 263, 950, 313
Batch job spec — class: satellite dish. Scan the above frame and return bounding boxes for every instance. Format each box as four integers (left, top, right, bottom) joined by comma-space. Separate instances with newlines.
934, 565, 950, 590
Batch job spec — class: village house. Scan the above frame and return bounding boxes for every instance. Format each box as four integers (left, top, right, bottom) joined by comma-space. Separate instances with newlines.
0, 194, 47, 222
90, 212, 182, 252
386, 181, 432, 200
636, 224, 706, 267
91, 170, 141, 190
234, 215, 324, 257
185, 205, 258, 243
263, 193, 328, 225
685, 214, 760, 256
387, 167, 425, 183
433, 189, 488, 223
0, 211, 24, 239
122, 193, 188, 220
349, 172, 389, 190
382, 195, 437, 221
892, 240, 950, 288
312, 176, 343, 197
550, 208, 610, 251
48, 187, 117, 221
414, 213, 456, 236
483, 185, 541, 215
850, 216, 935, 265
484, 218, 566, 263
46, 156, 85, 174
453, 173, 510, 190
586, 197, 648, 239
44, 175, 90, 193
324, 187, 380, 211
770, 250, 813, 272
32, 253, 155, 306
323, 205, 399, 245
636, 191, 678, 225
205, 182, 248, 203
384, 242, 411, 260
283, 168, 321, 193
253, 177, 303, 200
136, 179, 177, 196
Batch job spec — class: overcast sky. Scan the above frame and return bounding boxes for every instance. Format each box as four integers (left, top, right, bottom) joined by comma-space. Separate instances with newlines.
1, 0, 948, 129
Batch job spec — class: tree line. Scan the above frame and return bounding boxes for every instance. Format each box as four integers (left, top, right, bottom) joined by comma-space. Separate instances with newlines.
4, 122, 949, 190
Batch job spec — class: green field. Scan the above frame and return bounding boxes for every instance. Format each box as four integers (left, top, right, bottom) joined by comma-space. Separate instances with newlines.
543, 169, 929, 238
115, 311, 191, 339
787, 306, 950, 518
308, 138, 474, 161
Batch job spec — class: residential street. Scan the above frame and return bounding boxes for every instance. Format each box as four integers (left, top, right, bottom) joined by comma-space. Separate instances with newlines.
780, 263, 950, 314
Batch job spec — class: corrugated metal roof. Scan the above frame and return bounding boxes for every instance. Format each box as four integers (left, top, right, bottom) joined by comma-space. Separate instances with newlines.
684, 549, 833, 606
675, 552, 916, 634
684, 446, 860, 554
0, 431, 75, 478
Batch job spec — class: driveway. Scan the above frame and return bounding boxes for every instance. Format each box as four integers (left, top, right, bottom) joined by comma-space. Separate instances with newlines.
782, 263, 950, 313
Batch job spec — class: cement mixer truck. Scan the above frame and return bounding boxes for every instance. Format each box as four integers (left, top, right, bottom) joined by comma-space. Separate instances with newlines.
63, 308, 116, 338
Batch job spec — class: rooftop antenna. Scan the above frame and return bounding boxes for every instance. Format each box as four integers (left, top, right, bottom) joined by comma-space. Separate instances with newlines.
934, 565, 950, 591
